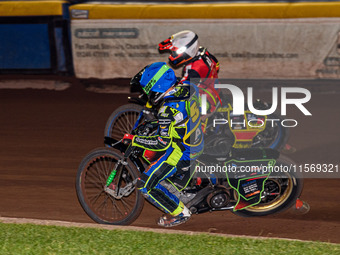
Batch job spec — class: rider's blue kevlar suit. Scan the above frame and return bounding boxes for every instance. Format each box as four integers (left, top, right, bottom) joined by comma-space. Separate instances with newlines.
133, 84, 204, 215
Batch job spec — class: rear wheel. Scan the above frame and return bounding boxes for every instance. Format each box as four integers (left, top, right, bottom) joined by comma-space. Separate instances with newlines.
233, 155, 303, 217
252, 114, 290, 151
76, 147, 144, 225
104, 104, 143, 141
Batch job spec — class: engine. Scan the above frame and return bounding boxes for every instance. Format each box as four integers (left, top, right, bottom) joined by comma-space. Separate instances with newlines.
207, 188, 230, 209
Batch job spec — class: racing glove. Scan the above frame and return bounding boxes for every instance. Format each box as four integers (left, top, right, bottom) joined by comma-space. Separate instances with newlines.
122, 134, 135, 145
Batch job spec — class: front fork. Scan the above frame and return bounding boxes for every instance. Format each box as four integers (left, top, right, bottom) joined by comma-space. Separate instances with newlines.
104, 145, 136, 199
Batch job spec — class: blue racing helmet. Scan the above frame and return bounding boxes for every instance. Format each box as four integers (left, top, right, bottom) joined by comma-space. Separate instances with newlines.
130, 62, 177, 105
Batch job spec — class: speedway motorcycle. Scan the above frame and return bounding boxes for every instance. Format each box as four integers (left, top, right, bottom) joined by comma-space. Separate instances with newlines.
76, 117, 303, 225
104, 92, 290, 153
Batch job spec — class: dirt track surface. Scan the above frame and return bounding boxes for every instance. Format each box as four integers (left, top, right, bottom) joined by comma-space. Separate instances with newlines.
0, 79, 339, 243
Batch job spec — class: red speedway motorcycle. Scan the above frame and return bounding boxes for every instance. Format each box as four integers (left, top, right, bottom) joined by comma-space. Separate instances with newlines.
104, 93, 291, 153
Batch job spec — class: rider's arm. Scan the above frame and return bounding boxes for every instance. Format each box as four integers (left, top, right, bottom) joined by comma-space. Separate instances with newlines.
131, 106, 175, 151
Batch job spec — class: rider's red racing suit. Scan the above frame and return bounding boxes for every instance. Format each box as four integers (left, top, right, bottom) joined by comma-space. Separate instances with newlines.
180, 47, 221, 113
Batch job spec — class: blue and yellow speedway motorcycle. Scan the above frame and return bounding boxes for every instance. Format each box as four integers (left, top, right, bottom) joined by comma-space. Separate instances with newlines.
76, 108, 307, 225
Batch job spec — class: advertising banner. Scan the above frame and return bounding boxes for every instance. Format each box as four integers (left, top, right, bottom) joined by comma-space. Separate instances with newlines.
71, 18, 340, 79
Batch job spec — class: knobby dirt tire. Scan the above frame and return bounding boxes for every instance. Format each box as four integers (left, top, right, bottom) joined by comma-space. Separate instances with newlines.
76, 147, 144, 225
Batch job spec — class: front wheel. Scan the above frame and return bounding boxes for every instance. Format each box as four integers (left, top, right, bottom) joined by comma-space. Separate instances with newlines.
233, 155, 303, 217
76, 147, 144, 225
104, 104, 143, 141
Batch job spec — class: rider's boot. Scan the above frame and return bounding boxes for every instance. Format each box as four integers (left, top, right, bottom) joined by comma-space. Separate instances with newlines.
158, 202, 191, 227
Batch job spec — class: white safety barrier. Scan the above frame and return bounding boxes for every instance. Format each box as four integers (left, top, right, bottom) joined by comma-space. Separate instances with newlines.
71, 18, 340, 79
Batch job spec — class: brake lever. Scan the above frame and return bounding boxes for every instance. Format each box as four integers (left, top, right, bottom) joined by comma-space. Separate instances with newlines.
111, 139, 123, 147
